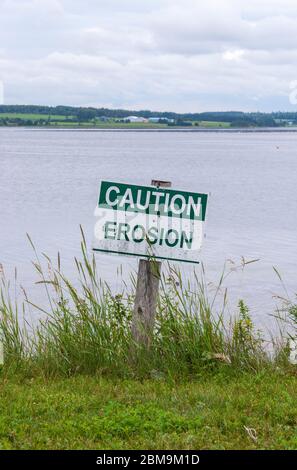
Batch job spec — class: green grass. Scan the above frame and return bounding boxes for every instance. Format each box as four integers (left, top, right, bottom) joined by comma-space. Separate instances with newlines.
1, 371, 297, 449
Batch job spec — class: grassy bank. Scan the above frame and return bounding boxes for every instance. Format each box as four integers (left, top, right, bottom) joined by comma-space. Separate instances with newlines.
0, 235, 297, 449
1, 372, 297, 450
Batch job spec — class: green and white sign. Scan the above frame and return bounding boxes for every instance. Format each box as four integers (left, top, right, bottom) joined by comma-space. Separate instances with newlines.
93, 181, 208, 263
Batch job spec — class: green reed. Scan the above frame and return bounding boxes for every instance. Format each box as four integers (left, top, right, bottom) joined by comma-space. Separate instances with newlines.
0, 233, 292, 379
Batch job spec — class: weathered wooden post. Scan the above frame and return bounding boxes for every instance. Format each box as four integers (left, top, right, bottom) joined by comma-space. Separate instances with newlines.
131, 180, 172, 347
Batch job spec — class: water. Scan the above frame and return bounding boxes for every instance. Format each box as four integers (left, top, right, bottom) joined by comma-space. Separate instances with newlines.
0, 128, 297, 328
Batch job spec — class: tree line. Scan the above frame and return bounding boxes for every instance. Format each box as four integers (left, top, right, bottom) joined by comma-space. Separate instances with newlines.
1, 104, 297, 126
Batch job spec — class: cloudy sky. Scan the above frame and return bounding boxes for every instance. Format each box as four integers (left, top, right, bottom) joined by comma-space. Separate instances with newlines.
0, 0, 296, 112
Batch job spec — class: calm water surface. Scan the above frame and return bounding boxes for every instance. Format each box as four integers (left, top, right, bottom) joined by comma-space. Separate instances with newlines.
0, 128, 296, 328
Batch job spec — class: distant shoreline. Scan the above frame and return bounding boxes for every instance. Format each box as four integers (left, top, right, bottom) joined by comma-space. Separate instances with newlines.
2, 126, 297, 133
1, 105, 297, 129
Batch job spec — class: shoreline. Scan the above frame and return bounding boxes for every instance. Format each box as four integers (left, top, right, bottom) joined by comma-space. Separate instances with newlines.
1, 126, 297, 133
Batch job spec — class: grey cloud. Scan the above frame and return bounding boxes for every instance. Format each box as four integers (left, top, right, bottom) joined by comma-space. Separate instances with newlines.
0, 0, 296, 111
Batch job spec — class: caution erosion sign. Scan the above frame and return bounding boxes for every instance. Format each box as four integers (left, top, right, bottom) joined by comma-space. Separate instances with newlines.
93, 181, 208, 263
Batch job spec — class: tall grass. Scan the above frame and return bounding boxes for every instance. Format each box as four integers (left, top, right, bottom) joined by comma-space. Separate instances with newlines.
0, 235, 292, 379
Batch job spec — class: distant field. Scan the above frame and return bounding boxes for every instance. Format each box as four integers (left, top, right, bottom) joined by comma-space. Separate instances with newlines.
196, 121, 231, 128
0, 114, 167, 127
0, 113, 233, 128
0, 113, 69, 121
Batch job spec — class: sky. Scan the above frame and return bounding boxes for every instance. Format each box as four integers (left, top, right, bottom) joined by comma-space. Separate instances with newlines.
0, 0, 297, 112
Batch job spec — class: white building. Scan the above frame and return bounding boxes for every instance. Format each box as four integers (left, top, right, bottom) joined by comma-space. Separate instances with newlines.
124, 116, 148, 123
